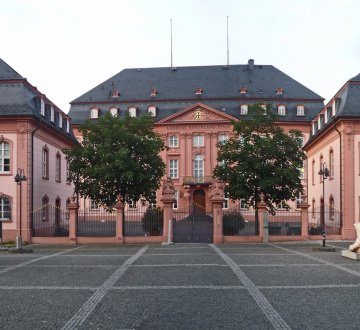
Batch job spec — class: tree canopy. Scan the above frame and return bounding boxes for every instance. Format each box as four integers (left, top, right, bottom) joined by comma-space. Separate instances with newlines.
64, 113, 165, 210
213, 103, 305, 214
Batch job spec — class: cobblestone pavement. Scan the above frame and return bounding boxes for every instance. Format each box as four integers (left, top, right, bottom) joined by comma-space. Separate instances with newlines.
0, 241, 359, 329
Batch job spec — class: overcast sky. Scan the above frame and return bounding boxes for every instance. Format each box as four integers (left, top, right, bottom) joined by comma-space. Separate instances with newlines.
1, 0, 359, 113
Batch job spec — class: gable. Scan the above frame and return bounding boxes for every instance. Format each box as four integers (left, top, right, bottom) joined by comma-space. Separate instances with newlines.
157, 103, 236, 124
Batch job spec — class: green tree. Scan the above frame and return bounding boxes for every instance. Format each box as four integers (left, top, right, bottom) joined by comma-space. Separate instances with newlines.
64, 113, 166, 210
213, 103, 305, 233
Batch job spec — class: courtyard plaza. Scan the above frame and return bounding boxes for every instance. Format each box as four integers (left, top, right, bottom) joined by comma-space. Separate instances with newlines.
0, 241, 359, 329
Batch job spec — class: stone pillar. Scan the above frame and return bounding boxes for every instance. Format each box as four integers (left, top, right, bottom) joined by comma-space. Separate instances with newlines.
209, 179, 224, 244
161, 177, 175, 243
205, 132, 211, 176
257, 199, 267, 241
299, 201, 310, 240
186, 133, 192, 176
180, 133, 186, 179
68, 196, 78, 243
115, 200, 124, 243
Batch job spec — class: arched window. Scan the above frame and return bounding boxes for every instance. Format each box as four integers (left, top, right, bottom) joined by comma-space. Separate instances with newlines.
329, 149, 334, 179
55, 152, 61, 182
312, 159, 315, 185
66, 198, 71, 219
319, 155, 323, 183
329, 196, 335, 219
0, 141, 10, 173
312, 199, 316, 218
42, 195, 49, 221
42, 146, 49, 179
194, 155, 204, 178
0, 194, 11, 221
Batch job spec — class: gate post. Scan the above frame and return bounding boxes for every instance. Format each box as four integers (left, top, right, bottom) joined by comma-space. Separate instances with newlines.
115, 199, 124, 243
161, 177, 175, 243
299, 200, 310, 240
257, 196, 267, 242
210, 179, 224, 244
68, 196, 78, 244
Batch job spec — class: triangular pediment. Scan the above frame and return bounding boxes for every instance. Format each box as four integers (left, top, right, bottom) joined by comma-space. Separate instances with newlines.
157, 103, 236, 124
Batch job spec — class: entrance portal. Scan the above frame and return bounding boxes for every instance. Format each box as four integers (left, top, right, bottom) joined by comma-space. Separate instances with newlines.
193, 190, 206, 214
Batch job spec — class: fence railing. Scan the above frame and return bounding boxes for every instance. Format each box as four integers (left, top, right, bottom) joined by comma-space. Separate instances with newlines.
308, 209, 341, 235
77, 208, 116, 237
268, 209, 301, 236
223, 207, 257, 236
33, 204, 69, 237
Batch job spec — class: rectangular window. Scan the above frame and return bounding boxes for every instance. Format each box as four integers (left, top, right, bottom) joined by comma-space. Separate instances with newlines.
42, 148, 49, 179
240, 104, 248, 115
58, 113, 62, 128
40, 99, 45, 116
66, 119, 70, 133
128, 200, 137, 209
0, 142, 10, 173
50, 106, 54, 122
169, 159, 178, 178
193, 135, 204, 147
218, 134, 228, 145
55, 154, 61, 182
173, 190, 178, 209
312, 160, 315, 185
169, 135, 179, 147
239, 199, 249, 209
194, 155, 204, 178
330, 150, 334, 179
148, 106, 156, 117
129, 107, 137, 117
90, 200, 99, 210
0, 197, 10, 220
299, 167, 304, 180
296, 105, 305, 116
91, 108, 98, 119
66, 160, 70, 184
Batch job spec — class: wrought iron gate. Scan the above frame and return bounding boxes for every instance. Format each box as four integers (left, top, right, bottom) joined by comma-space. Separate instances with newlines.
173, 204, 213, 243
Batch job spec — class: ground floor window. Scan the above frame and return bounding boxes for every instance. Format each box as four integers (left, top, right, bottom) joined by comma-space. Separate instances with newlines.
0, 196, 10, 220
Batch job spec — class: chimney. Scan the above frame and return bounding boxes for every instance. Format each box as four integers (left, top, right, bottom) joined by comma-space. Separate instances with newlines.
248, 59, 254, 70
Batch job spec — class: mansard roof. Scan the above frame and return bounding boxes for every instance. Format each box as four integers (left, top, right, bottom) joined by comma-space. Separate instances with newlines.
0, 58, 77, 143
69, 60, 324, 125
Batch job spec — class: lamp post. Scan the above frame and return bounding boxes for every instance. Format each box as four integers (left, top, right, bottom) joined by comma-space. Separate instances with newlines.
318, 163, 329, 247
14, 168, 27, 250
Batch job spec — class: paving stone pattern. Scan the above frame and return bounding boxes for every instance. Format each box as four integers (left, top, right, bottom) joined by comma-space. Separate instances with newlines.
0, 241, 360, 329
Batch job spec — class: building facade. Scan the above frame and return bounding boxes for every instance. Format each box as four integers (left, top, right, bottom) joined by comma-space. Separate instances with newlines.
0, 59, 76, 241
69, 60, 324, 214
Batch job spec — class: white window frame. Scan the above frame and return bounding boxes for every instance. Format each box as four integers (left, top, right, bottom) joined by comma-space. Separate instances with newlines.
58, 113, 62, 128
42, 147, 48, 179
129, 107, 137, 117
109, 107, 118, 117
0, 196, 10, 221
40, 99, 45, 116
55, 153, 61, 182
66, 119, 70, 133
193, 135, 204, 147
50, 106, 55, 122
169, 135, 179, 148
240, 104, 248, 115
218, 134, 228, 145
0, 142, 10, 173
296, 105, 305, 116
90, 108, 99, 119
194, 155, 204, 178
169, 159, 178, 179
148, 106, 156, 117
173, 190, 178, 210
239, 199, 249, 209
128, 200, 137, 209
278, 105, 286, 116
90, 200, 99, 210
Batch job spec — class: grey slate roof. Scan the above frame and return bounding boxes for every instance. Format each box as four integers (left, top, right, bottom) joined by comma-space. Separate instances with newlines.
0, 58, 23, 80
69, 62, 325, 125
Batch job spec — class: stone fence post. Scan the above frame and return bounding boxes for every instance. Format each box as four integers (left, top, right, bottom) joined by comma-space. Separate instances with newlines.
68, 196, 78, 244
161, 177, 175, 243
257, 198, 267, 242
299, 202, 310, 240
115, 200, 124, 243
209, 179, 224, 244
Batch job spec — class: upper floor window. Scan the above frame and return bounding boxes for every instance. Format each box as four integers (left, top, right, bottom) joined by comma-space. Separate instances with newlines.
169, 135, 179, 148
319, 155, 324, 183
40, 98, 45, 116
194, 155, 204, 178
109, 107, 118, 117
90, 108, 99, 119
193, 135, 204, 147
312, 159, 315, 185
169, 159, 179, 179
55, 153, 61, 182
218, 134, 228, 145
240, 104, 248, 115
239, 87, 247, 94
0, 142, 10, 173
66, 159, 71, 184
329, 149, 334, 179
42, 147, 49, 179
277, 105, 286, 116
66, 119, 70, 133
0, 196, 11, 221
50, 106, 55, 122
148, 106, 156, 117
332, 100, 336, 116
129, 107, 137, 117
58, 113, 62, 128
112, 90, 120, 97
195, 87, 203, 95
173, 190, 178, 210
275, 87, 284, 95
296, 105, 305, 116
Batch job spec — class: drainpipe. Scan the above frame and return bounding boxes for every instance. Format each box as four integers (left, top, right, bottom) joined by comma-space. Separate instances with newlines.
333, 121, 342, 229
31, 118, 42, 235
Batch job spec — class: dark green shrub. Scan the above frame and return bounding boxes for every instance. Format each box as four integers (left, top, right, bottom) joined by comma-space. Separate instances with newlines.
141, 207, 163, 235
223, 211, 246, 235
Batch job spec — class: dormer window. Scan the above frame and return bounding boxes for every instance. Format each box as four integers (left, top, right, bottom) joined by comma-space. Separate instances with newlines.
40, 98, 45, 116
240, 104, 248, 115
112, 90, 120, 97
148, 105, 156, 117
90, 108, 99, 119
239, 87, 247, 94
276, 87, 284, 95
296, 105, 305, 116
129, 107, 137, 117
150, 88, 158, 96
58, 113, 62, 128
66, 119, 70, 133
109, 107, 118, 117
195, 87, 203, 95
332, 100, 336, 116
277, 105, 286, 116
50, 106, 55, 122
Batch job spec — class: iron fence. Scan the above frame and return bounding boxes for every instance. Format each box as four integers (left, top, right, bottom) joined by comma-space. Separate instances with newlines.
77, 208, 116, 237
222, 207, 257, 236
33, 204, 69, 237
268, 209, 301, 236
309, 206, 341, 235
124, 205, 163, 237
